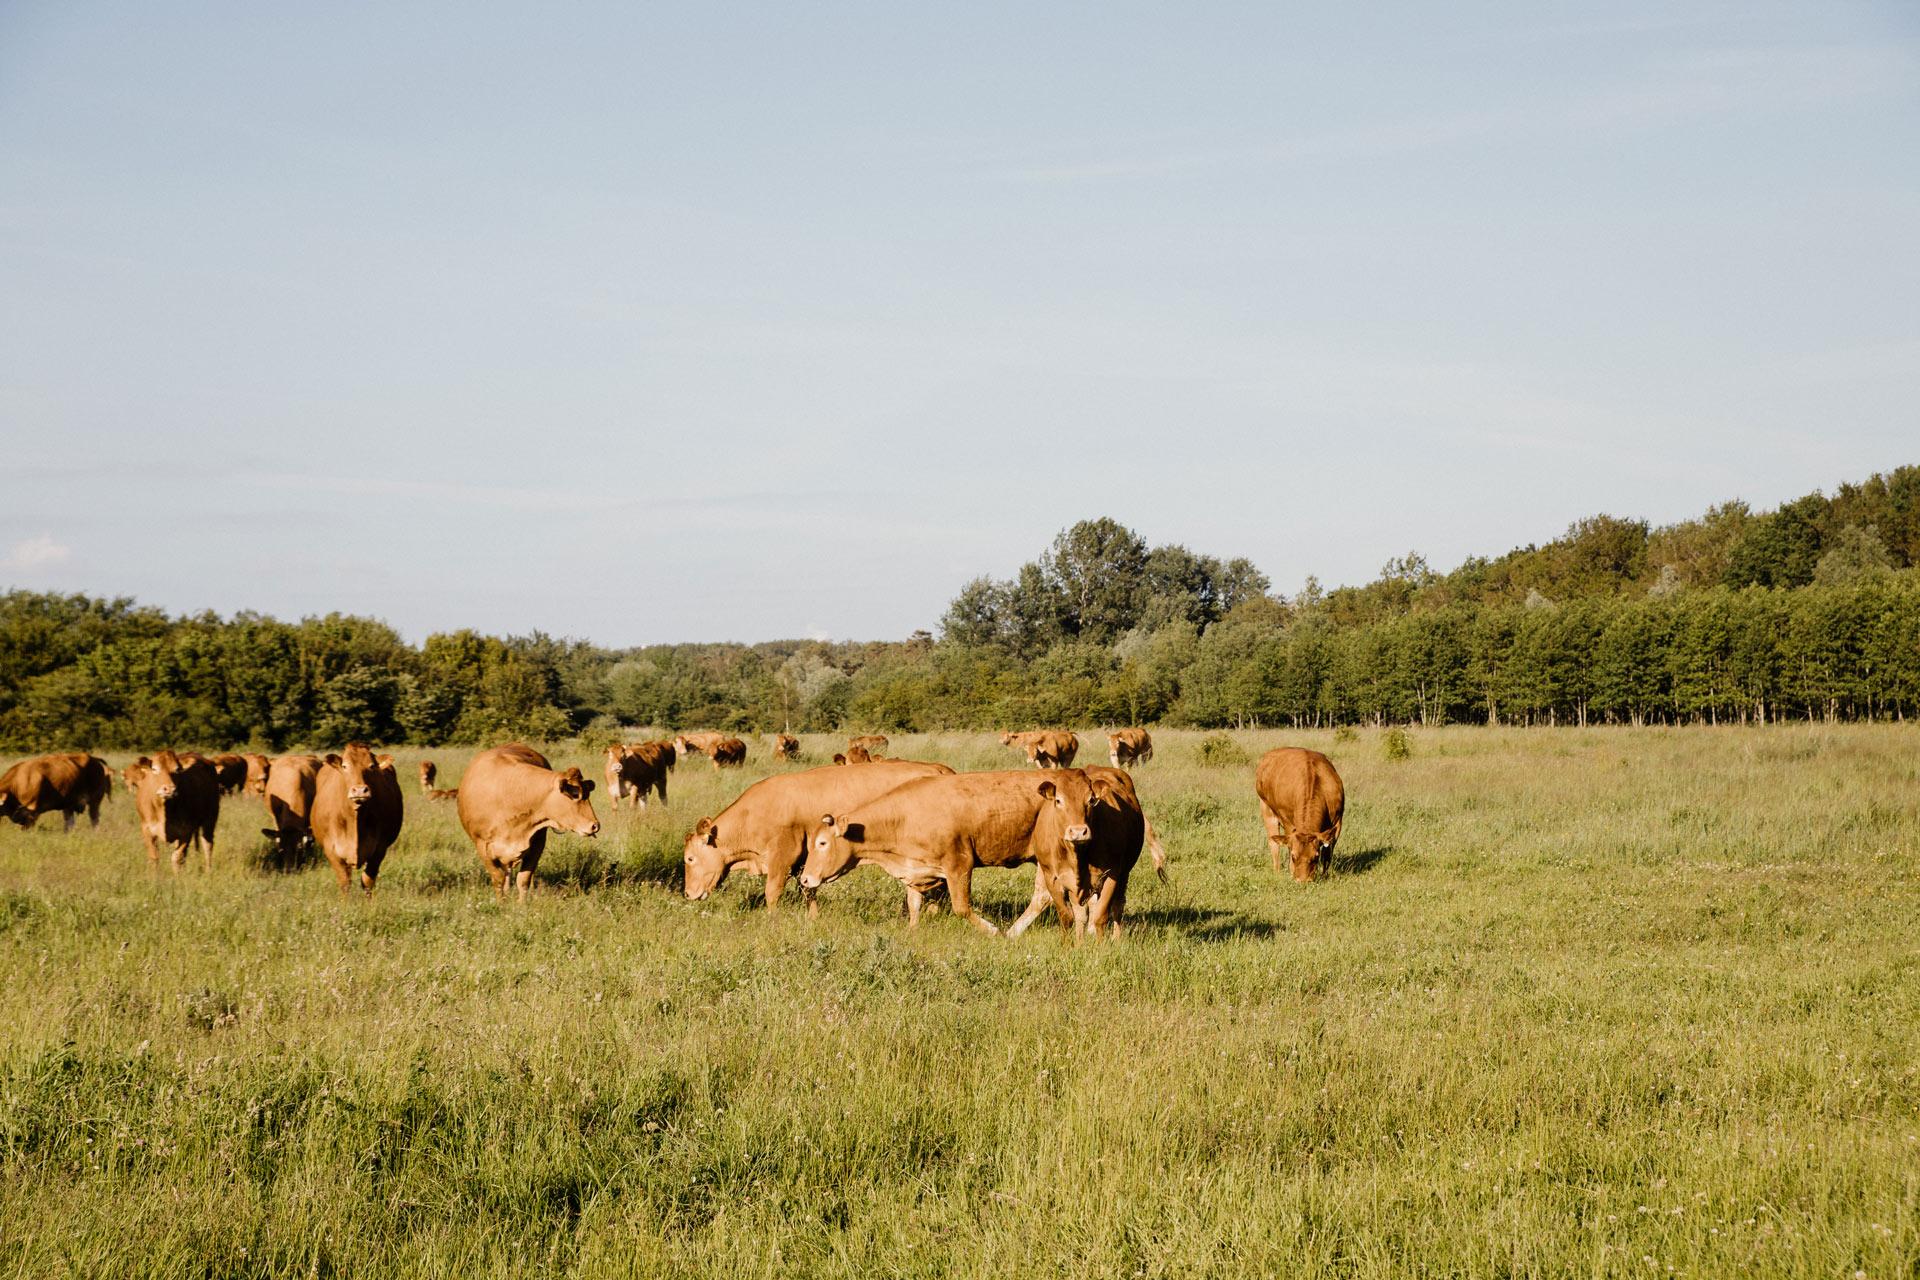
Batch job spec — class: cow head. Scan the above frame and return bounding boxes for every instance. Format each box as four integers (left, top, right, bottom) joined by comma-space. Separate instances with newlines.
244, 755, 271, 796
799, 813, 866, 890
845, 745, 871, 764
326, 743, 381, 808
0, 790, 22, 826
547, 766, 599, 836
419, 760, 437, 789
145, 751, 183, 801
1286, 826, 1336, 882
832, 753, 848, 766
682, 816, 746, 899
1034, 770, 1097, 851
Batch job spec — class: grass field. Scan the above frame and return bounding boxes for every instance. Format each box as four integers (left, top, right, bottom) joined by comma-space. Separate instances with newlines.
2, 726, 1917, 1278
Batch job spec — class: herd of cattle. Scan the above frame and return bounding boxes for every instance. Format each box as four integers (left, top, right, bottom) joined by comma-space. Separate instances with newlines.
0, 729, 1347, 938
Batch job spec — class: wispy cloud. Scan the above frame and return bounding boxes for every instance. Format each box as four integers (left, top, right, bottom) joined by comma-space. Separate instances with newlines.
2, 533, 71, 571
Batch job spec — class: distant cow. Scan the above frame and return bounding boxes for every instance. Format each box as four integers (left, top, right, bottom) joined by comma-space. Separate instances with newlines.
457, 744, 599, 900
1002, 729, 1079, 769
418, 760, 459, 802
843, 744, 874, 764
260, 754, 324, 869
1254, 747, 1345, 882
129, 750, 221, 871
799, 769, 1103, 938
684, 759, 954, 912
1008, 765, 1165, 940
675, 732, 746, 770
1107, 729, 1153, 767
771, 733, 800, 760
604, 740, 673, 810
0, 753, 112, 831
209, 754, 249, 795
310, 744, 405, 896
241, 753, 272, 798
847, 734, 889, 755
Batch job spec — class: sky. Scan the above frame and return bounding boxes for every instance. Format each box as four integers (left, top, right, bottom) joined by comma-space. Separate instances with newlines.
1, 1, 1915, 645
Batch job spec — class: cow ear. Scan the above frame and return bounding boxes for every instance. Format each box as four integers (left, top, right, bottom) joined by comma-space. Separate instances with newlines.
692, 816, 712, 837
1089, 777, 1118, 806
377, 754, 395, 769
702, 823, 718, 846
581, 778, 595, 794
841, 822, 864, 842
324, 754, 343, 768
1035, 780, 1057, 801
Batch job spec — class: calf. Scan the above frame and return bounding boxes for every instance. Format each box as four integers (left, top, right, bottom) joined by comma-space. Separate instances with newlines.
604, 741, 672, 810
771, 733, 800, 760
1008, 766, 1165, 940
418, 760, 459, 802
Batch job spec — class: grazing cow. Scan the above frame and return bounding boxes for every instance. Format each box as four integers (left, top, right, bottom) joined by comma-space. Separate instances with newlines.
683, 759, 953, 912
604, 741, 673, 810
310, 744, 405, 897
209, 754, 249, 795
129, 750, 221, 871
771, 733, 800, 760
241, 753, 272, 798
260, 754, 324, 869
1107, 728, 1153, 768
418, 760, 459, 802
1254, 747, 1346, 882
798, 769, 1103, 938
1002, 729, 1079, 769
456, 744, 599, 900
0, 753, 112, 831
847, 734, 889, 755
843, 744, 874, 764
674, 732, 748, 770
1008, 766, 1165, 940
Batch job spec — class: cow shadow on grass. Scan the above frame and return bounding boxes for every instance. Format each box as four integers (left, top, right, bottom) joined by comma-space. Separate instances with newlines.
1330, 844, 1392, 876
543, 846, 683, 894
1129, 904, 1287, 942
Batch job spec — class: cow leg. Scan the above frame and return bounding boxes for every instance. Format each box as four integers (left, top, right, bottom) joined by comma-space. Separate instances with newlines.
943, 870, 999, 936
62, 810, 76, 833
143, 825, 161, 866
1260, 802, 1286, 874
361, 854, 382, 897
1006, 868, 1053, 938
201, 830, 215, 873
516, 848, 543, 901
170, 838, 188, 873
1042, 863, 1079, 941
764, 862, 790, 912
329, 856, 352, 897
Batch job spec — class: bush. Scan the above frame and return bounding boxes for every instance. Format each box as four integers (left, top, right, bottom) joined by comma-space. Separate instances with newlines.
1383, 726, 1412, 761
1333, 725, 1357, 743
1196, 733, 1249, 766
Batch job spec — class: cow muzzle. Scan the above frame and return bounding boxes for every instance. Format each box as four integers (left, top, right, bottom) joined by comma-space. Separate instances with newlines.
348, 786, 371, 804
1064, 823, 1093, 844
798, 872, 822, 891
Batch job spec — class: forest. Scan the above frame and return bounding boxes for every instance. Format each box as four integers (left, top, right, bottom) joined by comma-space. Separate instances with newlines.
2, 466, 1916, 750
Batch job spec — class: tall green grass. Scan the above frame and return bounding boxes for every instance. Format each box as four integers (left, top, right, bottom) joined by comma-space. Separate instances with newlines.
2, 726, 1916, 1277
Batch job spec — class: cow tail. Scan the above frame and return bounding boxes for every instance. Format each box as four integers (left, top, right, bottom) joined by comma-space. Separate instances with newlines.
1144, 815, 1168, 883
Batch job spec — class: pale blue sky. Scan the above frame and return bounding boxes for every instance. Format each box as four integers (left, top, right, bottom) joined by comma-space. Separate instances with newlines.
2, 1, 1915, 643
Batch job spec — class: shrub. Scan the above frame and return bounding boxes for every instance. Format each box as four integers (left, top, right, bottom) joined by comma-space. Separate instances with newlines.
1197, 733, 1249, 766
1383, 726, 1412, 761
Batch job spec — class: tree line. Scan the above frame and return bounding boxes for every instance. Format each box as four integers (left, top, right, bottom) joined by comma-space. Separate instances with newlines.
3, 467, 1915, 751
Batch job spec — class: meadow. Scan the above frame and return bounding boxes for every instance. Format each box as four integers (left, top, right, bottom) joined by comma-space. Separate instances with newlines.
1, 726, 1916, 1278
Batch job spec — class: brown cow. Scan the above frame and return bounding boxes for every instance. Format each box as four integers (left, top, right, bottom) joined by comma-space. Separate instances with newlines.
1254, 747, 1346, 882
798, 769, 1103, 937
1107, 728, 1153, 767
843, 743, 874, 764
209, 754, 249, 795
683, 759, 954, 912
129, 750, 221, 871
1002, 729, 1079, 769
457, 744, 599, 900
260, 754, 324, 869
1008, 766, 1165, 940
310, 744, 405, 896
418, 760, 459, 802
241, 753, 272, 798
847, 734, 889, 755
0, 753, 112, 831
674, 732, 747, 770
604, 741, 672, 810
771, 733, 800, 760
